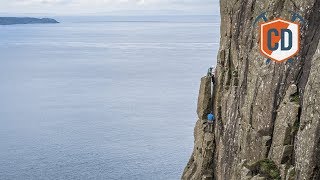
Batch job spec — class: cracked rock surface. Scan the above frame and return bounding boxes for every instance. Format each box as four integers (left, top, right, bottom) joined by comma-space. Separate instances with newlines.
182, 0, 320, 179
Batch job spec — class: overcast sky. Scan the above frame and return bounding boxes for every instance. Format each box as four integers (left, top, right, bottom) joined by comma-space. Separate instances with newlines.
0, 0, 220, 15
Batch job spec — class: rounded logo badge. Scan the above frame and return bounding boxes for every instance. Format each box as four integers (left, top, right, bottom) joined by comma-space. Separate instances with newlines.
254, 12, 304, 63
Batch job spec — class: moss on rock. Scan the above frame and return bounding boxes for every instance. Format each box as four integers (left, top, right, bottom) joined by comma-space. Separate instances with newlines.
247, 159, 281, 180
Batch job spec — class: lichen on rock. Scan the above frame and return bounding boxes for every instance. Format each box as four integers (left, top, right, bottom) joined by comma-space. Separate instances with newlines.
182, 76, 215, 180
182, 0, 320, 179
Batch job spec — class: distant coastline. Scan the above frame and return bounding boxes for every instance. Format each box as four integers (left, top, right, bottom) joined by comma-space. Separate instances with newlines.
0, 17, 59, 25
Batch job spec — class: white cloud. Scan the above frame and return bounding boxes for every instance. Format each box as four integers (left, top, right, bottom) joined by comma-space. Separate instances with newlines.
12, 0, 69, 5
0, 0, 219, 15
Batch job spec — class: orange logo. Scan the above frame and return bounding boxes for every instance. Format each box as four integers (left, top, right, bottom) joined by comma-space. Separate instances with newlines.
254, 12, 304, 63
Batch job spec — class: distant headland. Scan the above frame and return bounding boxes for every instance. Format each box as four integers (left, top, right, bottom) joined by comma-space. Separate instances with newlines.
0, 17, 59, 25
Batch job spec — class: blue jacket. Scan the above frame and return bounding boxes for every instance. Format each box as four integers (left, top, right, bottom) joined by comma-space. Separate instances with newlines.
207, 113, 215, 121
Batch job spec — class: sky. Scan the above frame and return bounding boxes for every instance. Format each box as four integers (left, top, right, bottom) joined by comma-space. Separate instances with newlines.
0, 0, 220, 16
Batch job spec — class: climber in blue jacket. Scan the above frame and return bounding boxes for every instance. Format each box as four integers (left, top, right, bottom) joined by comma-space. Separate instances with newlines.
207, 113, 214, 121
207, 113, 215, 132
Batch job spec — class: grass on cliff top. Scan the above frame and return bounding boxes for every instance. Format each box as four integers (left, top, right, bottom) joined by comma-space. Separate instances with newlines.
247, 159, 281, 180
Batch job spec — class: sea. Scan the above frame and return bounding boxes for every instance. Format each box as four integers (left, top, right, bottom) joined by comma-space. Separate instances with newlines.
0, 15, 220, 180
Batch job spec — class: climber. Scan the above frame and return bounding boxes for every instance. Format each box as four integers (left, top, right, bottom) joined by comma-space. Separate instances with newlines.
207, 66, 213, 77
211, 69, 215, 86
207, 66, 216, 84
207, 112, 215, 132
210, 67, 216, 107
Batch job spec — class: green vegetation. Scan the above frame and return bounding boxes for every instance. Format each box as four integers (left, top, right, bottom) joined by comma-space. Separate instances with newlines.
290, 92, 300, 104
289, 168, 296, 178
259, 159, 281, 179
247, 159, 281, 180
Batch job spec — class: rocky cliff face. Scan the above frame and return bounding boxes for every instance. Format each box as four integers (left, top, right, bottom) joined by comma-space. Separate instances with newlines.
182, 0, 320, 179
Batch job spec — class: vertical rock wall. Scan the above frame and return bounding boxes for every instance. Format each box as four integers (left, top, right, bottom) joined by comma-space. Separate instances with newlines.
182, 76, 215, 180
182, 0, 320, 179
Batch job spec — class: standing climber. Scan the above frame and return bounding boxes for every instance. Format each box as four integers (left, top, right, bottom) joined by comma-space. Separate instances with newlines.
209, 67, 216, 110
207, 112, 215, 132
207, 66, 215, 85
207, 67, 213, 77
211, 69, 215, 86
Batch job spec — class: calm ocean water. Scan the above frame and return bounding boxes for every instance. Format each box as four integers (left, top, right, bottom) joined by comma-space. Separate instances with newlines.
0, 16, 220, 180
